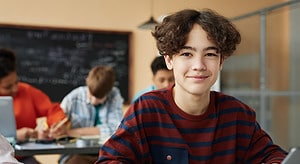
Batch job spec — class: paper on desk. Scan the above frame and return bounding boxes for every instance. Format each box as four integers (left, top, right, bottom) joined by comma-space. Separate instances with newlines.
79, 134, 109, 144
15, 142, 64, 150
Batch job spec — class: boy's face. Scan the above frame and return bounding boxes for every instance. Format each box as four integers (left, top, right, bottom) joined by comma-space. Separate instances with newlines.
164, 24, 223, 96
0, 71, 19, 97
152, 69, 174, 90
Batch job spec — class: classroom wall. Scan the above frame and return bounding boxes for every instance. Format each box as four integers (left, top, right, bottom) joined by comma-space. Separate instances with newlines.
0, 0, 283, 102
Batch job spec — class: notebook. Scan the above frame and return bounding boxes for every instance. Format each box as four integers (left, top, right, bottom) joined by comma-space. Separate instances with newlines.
0, 96, 17, 145
282, 147, 300, 164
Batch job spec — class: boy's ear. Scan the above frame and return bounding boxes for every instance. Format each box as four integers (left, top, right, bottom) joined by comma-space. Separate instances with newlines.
164, 55, 173, 70
219, 56, 225, 71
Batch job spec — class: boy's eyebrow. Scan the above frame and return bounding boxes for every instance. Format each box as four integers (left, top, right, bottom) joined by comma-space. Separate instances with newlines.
205, 46, 219, 51
181, 46, 196, 51
181, 46, 219, 52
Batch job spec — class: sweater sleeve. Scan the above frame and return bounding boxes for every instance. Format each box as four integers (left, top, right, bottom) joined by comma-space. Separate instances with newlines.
30, 85, 66, 126
245, 122, 287, 163
46, 103, 67, 126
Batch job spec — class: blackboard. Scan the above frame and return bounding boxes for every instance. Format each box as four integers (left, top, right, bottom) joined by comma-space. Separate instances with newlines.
0, 24, 131, 102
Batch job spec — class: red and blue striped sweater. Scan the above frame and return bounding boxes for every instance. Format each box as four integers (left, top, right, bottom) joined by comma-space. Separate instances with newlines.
97, 86, 287, 164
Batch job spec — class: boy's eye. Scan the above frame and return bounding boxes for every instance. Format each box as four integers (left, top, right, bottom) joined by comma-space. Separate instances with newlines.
180, 52, 191, 57
206, 53, 220, 57
206, 53, 216, 56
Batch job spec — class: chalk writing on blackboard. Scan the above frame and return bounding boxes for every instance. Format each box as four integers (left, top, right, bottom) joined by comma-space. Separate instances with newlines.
0, 25, 131, 102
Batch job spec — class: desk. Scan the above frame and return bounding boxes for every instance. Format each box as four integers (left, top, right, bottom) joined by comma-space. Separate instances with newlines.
14, 142, 101, 156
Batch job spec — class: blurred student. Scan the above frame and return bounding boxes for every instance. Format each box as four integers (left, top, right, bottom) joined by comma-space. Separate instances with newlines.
59, 65, 124, 164
96, 9, 287, 163
0, 133, 23, 164
0, 48, 68, 163
131, 55, 174, 103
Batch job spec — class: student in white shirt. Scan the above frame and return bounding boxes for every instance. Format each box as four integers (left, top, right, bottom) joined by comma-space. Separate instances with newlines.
0, 133, 23, 164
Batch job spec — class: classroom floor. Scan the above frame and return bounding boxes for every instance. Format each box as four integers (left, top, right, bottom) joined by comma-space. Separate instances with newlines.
35, 155, 60, 164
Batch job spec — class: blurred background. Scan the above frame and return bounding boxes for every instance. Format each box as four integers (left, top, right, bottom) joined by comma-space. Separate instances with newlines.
0, 0, 299, 152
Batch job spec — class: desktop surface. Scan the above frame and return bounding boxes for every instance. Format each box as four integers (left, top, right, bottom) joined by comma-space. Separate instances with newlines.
15, 138, 102, 156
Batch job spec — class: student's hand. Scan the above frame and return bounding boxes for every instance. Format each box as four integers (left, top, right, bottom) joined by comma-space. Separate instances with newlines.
48, 124, 67, 138
48, 118, 69, 138
17, 127, 37, 142
37, 128, 50, 140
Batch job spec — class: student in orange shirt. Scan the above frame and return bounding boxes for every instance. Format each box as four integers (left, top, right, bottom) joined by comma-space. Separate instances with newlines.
0, 48, 68, 164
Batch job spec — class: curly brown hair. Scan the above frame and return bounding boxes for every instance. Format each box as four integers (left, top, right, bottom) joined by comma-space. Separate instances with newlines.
152, 9, 241, 59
